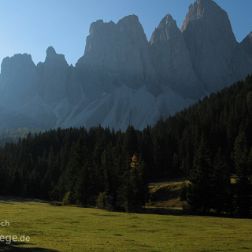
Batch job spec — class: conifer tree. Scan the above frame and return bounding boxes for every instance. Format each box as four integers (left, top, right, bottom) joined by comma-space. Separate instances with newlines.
121, 154, 146, 212
233, 132, 251, 217
187, 138, 213, 213
211, 150, 232, 214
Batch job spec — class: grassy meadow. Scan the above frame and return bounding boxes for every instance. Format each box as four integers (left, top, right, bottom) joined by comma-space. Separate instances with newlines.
0, 201, 251, 251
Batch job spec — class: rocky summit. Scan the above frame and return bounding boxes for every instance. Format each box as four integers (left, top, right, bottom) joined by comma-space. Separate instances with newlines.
0, 0, 252, 131
150, 14, 203, 99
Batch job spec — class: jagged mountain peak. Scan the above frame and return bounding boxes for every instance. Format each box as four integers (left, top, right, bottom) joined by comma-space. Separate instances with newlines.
89, 19, 116, 35
46, 46, 57, 57
159, 14, 176, 26
2, 53, 34, 65
88, 15, 144, 32
88, 15, 145, 38
150, 12, 203, 99
241, 32, 252, 58
181, 0, 236, 45
181, 0, 238, 92
0, 53, 37, 109
0, 1, 252, 131
77, 13, 153, 90
43, 46, 68, 67
242, 32, 252, 43
118, 14, 140, 25
195, 0, 219, 7
1, 54, 35, 78
150, 14, 180, 44
181, 0, 231, 31
191, 0, 224, 12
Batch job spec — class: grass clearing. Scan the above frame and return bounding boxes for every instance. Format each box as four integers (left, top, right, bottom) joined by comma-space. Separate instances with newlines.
0, 200, 251, 251
148, 180, 189, 209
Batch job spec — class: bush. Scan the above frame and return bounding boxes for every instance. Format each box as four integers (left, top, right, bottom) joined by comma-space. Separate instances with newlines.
62, 191, 72, 205
96, 192, 113, 210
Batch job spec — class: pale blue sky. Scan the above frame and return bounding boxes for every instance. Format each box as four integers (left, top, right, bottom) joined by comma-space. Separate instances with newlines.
0, 0, 251, 65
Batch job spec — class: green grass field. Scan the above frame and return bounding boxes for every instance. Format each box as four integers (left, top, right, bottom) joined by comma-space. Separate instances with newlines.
0, 201, 251, 252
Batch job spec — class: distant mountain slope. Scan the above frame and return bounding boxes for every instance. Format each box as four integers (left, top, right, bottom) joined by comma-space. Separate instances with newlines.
0, 0, 252, 130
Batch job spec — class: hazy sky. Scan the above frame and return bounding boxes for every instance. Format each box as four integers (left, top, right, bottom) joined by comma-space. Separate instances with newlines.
0, 0, 251, 65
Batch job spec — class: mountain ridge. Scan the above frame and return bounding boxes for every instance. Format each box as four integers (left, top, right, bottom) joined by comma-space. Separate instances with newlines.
0, 0, 251, 130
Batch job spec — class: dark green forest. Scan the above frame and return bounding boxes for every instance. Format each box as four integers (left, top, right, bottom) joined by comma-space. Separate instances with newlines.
0, 76, 252, 217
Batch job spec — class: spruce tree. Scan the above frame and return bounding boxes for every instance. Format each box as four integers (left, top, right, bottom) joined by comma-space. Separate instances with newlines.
211, 150, 232, 214
233, 132, 251, 217
187, 138, 213, 213
121, 154, 146, 212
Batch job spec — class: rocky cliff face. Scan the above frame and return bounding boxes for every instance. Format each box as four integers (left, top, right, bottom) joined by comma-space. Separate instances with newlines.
0, 0, 251, 131
37, 47, 70, 104
77, 15, 155, 90
241, 32, 252, 58
0, 53, 57, 130
150, 14, 204, 98
181, 0, 238, 92
0, 54, 37, 109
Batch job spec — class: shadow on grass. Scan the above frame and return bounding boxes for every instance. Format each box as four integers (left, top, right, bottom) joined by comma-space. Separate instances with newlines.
0, 196, 47, 204
0, 242, 58, 252
143, 206, 187, 216
143, 206, 250, 219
